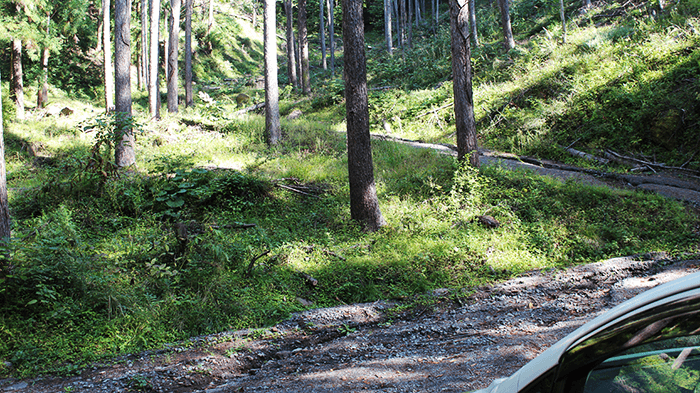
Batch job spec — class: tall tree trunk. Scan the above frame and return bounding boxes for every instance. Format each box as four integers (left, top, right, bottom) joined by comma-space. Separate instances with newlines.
295, 36, 302, 85
103, 0, 114, 111
285, 0, 298, 87
96, 8, 104, 53
393, 0, 401, 48
37, 48, 49, 108
497, 0, 515, 50
115, 0, 135, 167
559, 0, 566, 44
469, 0, 478, 45
299, 0, 311, 94
149, 0, 161, 119
343, 0, 386, 232
450, 0, 479, 166
167, 0, 181, 113
399, 0, 407, 48
185, 0, 193, 107
141, 0, 149, 90
320, 0, 327, 69
208, 0, 214, 33
264, 0, 281, 145
434, 0, 438, 27
406, 0, 413, 48
327, 0, 335, 74
11, 39, 24, 120
384, 0, 393, 54
37, 13, 50, 109
0, 71, 10, 273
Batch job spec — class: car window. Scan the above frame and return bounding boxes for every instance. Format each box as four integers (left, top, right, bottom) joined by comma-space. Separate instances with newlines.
583, 336, 700, 393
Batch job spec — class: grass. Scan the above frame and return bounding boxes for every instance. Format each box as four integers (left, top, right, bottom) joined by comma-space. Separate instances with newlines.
1, 0, 699, 379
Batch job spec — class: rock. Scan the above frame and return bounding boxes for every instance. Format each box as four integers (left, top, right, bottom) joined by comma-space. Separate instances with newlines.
3, 381, 28, 391
476, 215, 500, 228
287, 109, 303, 120
297, 297, 314, 307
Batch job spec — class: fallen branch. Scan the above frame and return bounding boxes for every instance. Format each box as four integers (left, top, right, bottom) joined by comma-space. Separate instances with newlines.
561, 145, 610, 165
245, 250, 270, 278
234, 102, 265, 115
416, 102, 454, 119
276, 184, 319, 198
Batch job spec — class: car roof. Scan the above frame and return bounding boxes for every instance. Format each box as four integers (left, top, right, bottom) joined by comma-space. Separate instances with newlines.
475, 270, 700, 393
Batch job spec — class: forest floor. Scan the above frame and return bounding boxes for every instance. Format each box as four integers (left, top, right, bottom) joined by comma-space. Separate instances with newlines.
2, 146, 700, 393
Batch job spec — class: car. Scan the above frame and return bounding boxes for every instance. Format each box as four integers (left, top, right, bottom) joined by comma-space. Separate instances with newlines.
473, 270, 700, 393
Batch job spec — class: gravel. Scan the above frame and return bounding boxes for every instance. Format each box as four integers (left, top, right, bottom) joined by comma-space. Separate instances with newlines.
2, 254, 698, 393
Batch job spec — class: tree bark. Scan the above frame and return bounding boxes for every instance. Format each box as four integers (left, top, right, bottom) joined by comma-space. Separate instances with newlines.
115, 0, 136, 167
320, 0, 327, 69
450, 0, 479, 166
103, 0, 114, 112
148, 0, 161, 119
208, 0, 214, 33
185, 0, 193, 107
497, 0, 515, 50
37, 46, 49, 109
37, 12, 50, 109
141, 0, 149, 90
299, 0, 311, 94
285, 0, 298, 87
469, 0, 478, 46
559, 0, 566, 44
0, 71, 10, 273
343, 0, 386, 232
11, 39, 24, 120
327, 0, 335, 74
264, 0, 281, 145
384, 0, 393, 54
167, 0, 181, 113
399, 0, 407, 48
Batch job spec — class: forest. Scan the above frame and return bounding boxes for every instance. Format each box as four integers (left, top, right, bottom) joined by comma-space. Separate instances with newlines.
0, 0, 699, 378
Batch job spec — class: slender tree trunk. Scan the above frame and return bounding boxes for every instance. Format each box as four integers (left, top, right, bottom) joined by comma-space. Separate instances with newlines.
295, 36, 302, 85
285, 0, 298, 87
299, 0, 311, 94
208, 0, 214, 33
0, 71, 10, 273
497, 0, 515, 50
399, 0, 407, 48
583, 0, 591, 9
320, 0, 327, 69
450, 0, 479, 166
103, 0, 114, 111
96, 9, 104, 53
434, 0, 438, 27
185, 0, 193, 107
384, 0, 393, 54
559, 0, 566, 44
37, 48, 49, 108
11, 39, 24, 120
37, 13, 50, 109
115, 0, 136, 167
167, 0, 181, 113
149, 0, 161, 119
264, 0, 281, 145
141, 0, 149, 90
393, 0, 401, 48
343, 0, 386, 232
327, 0, 335, 74
469, 0, 478, 45
407, 0, 413, 47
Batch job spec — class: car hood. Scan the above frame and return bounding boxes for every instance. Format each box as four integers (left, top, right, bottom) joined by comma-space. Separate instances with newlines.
472, 270, 700, 393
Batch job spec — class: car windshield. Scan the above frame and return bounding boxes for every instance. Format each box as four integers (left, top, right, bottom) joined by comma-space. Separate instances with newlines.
583, 336, 700, 393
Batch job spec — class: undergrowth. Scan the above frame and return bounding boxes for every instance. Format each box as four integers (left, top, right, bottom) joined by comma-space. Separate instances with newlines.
1, 0, 699, 379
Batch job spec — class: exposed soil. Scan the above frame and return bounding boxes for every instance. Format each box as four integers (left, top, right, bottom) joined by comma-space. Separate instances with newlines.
2, 255, 699, 393
2, 148, 700, 393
